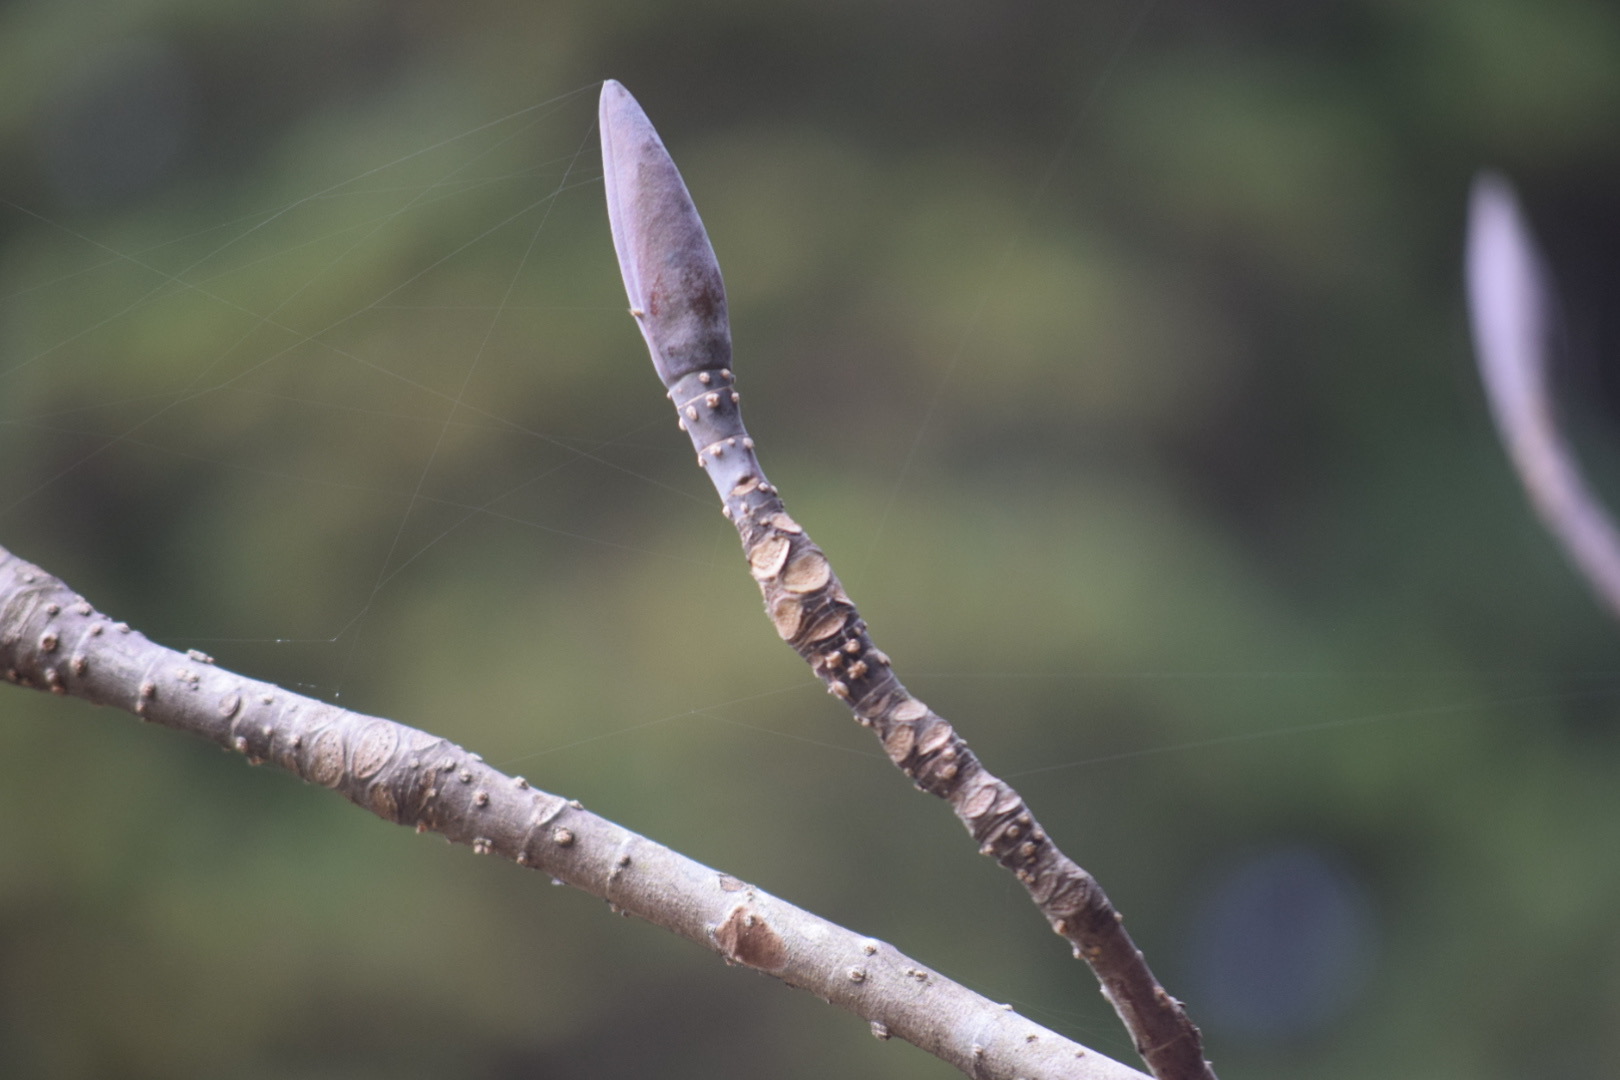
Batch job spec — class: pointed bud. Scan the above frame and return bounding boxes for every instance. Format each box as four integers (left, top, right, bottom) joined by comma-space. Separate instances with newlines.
599, 79, 732, 386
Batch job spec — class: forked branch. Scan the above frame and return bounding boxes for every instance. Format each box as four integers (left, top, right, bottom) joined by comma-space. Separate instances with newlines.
1467, 173, 1620, 618
0, 543, 1147, 1080
599, 79, 1214, 1080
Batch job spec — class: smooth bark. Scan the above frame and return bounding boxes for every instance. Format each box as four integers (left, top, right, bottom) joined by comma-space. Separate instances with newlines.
0, 542, 1147, 1080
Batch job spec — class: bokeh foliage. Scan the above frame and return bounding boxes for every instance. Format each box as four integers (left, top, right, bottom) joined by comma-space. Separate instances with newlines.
2, 2, 1619, 1078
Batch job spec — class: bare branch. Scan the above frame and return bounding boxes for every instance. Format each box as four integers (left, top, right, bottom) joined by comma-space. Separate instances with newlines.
0, 542, 1146, 1080
599, 78, 1214, 1080
1467, 172, 1620, 619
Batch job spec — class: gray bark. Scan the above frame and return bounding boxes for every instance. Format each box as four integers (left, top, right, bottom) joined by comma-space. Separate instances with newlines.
0, 541, 1147, 1080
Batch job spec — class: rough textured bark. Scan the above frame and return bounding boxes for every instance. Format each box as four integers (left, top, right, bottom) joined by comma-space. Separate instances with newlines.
0, 542, 1147, 1080
1467, 173, 1620, 620
600, 79, 1215, 1080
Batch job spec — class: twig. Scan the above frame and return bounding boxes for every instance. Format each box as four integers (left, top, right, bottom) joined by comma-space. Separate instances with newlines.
599, 78, 1214, 1080
0, 542, 1146, 1080
1466, 173, 1620, 620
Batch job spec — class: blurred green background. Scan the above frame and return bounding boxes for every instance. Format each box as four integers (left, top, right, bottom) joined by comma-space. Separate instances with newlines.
2, 2, 1619, 1077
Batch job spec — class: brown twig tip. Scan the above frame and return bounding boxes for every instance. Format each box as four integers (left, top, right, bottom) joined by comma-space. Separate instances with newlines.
599, 79, 733, 386
601, 86, 1215, 1080
1466, 172, 1620, 619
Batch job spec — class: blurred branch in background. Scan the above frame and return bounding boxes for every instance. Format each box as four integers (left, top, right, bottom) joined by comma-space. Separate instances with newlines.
1467, 174, 1620, 620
